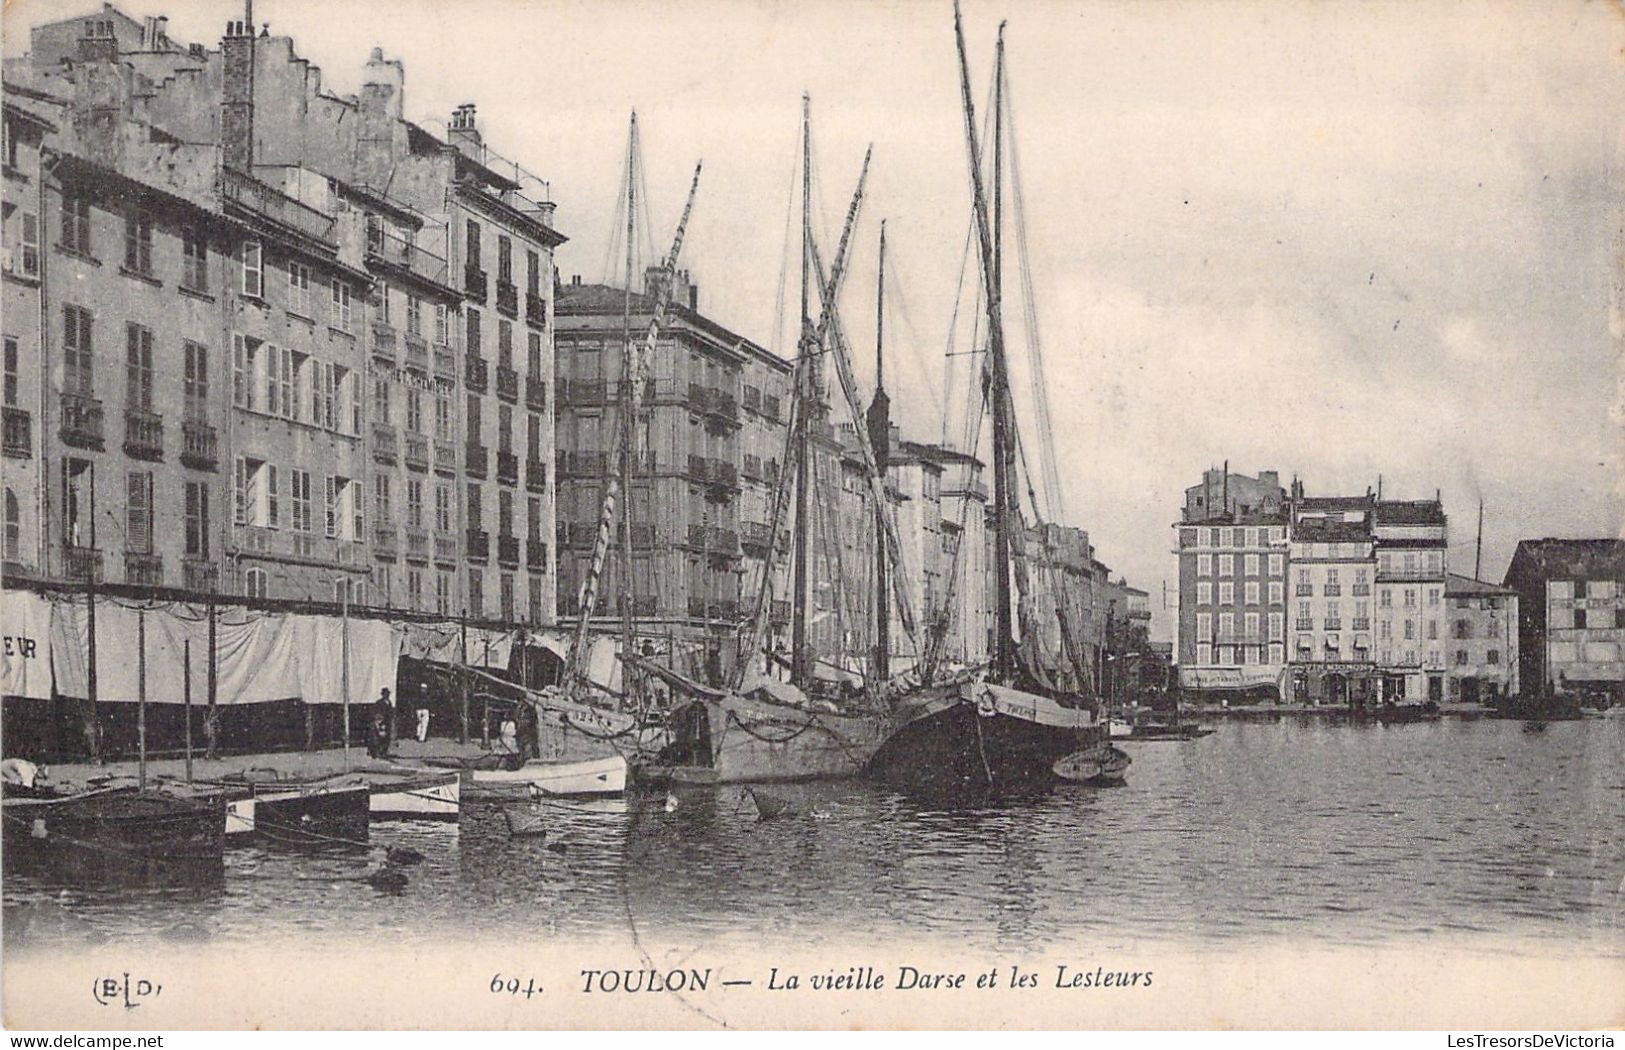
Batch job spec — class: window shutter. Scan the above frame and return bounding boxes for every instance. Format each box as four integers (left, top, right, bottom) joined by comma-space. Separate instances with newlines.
234, 457, 248, 525
267, 465, 279, 527
126, 472, 151, 554
325, 475, 337, 538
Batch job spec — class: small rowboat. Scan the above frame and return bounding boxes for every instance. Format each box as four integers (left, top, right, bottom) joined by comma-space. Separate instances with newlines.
502, 803, 548, 838
368, 771, 461, 820
1052, 752, 1105, 783
470, 754, 627, 798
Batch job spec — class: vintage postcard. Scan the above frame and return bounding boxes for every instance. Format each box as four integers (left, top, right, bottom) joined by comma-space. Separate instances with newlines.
1, 0, 1621, 1032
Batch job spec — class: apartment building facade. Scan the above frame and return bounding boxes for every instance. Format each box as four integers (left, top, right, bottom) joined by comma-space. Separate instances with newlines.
1372, 499, 1448, 703
1503, 538, 1625, 702
1443, 573, 1518, 703
12, 8, 563, 631
1286, 494, 1376, 705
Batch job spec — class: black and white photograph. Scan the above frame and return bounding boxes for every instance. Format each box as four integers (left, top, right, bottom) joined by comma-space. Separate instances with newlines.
0, 0, 1621, 1032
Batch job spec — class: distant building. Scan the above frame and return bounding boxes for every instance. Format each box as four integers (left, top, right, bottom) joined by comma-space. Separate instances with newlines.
1443, 573, 1518, 703
1372, 499, 1449, 703
1286, 491, 1377, 705
1503, 539, 1625, 702
552, 272, 790, 684
1174, 467, 1289, 698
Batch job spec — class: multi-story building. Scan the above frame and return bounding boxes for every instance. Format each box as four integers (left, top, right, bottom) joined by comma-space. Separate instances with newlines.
934, 446, 989, 670
553, 272, 789, 683
1286, 492, 1377, 705
1503, 538, 1625, 703
1174, 467, 1289, 697
1443, 573, 1518, 704
13, 8, 563, 631
1372, 498, 1448, 703
2, 84, 58, 578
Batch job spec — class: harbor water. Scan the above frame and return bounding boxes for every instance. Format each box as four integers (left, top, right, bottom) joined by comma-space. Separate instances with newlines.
5, 716, 1622, 956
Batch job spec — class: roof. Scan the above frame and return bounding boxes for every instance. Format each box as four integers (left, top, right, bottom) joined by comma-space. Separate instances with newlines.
1504, 538, 1625, 586
1297, 495, 1372, 511
1445, 573, 1517, 598
1179, 509, 1289, 527
557, 281, 783, 369
1291, 518, 1371, 544
1375, 500, 1447, 525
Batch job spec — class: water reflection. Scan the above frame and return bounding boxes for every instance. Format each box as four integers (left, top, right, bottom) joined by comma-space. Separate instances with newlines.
4, 718, 1622, 955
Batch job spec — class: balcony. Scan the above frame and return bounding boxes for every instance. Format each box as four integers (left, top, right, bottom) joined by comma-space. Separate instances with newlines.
558, 521, 595, 548
60, 391, 104, 450
559, 378, 607, 405
373, 523, 398, 556
404, 526, 429, 562
122, 409, 164, 460
495, 365, 520, 402
1295, 618, 1314, 631
518, 376, 543, 413
741, 454, 763, 482
466, 528, 490, 561
365, 225, 449, 288
525, 292, 546, 328
372, 422, 398, 464
1323, 584, 1342, 597
464, 264, 488, 301
1352, 584, 1371, 597
557, 449, 607, 477
688, 597, 741, 621
740, 521, 773, 551
527, 539, 548, 569
370, 322, 398, 365
3, 406, 31, 458
403, 333, 429, 374
124, 551, 162, 587
433, 437, 457, 476
1295, 584, 1313, 596
65, 545, 102, 582
690, 384, 740, 426
465, 442, 489, 478
181, 420, 218, 470
497, 450, 519, 486
1352, 618, 1372, 631
1325, 619, 1343, 632
404, 433, 429, 472
687, 524, 739, 553
433, 345, 457, 381
183, 558, 217, 592
526, 459, 548, 493
219, 168, 336, 247
465, 356, 488, 393
497, 533, 520, 565
688, 455, 739, 491
496, 279, 518, 318
434, 532, 459, 563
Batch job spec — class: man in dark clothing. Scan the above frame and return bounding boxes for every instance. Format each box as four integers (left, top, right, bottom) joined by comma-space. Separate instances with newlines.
369, 688, 393, 759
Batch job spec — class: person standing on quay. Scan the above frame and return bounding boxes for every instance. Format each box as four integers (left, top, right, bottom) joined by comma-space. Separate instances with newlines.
369, 688, 393, 759
414, 683, 431, 744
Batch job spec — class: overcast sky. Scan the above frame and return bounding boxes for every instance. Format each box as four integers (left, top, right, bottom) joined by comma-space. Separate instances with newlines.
8, 0, 1621, 640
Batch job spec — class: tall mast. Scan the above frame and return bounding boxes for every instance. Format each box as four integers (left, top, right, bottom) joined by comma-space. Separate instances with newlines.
868, 220, 890, 681
618, 112, 639, 706
954, 3, 1019, 681
993, 24, 1005, 307
1475, 497, 1484, 581
792, 94, 813, 688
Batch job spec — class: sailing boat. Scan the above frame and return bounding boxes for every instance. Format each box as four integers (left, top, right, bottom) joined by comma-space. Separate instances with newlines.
865, 9, 1104, 799
633, 97, 902, 785
474, 116, 702, 794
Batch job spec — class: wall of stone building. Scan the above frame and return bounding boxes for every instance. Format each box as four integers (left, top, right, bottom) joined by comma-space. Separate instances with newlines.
1544, 579, 1625, 689
1446, 595, 1519, 700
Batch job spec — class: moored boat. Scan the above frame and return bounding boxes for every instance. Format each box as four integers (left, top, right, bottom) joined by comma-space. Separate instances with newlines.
368, 770, 461, 820
224, 780, 371, 844
471, 754, 628, 798
2, 787, 227, 883
869, 682, 1092, 796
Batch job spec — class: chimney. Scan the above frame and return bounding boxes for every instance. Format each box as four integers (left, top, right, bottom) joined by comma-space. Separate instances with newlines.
448, 103, 483, 159
72, 19, 130, 167
221, 17, 257, 173
357, 47, 405, 189
156, 17, 169, 47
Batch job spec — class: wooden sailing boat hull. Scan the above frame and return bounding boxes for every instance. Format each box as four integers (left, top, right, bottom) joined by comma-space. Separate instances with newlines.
471, 755, 628, 797
867, 683, 1094, 798
649, 694, 892, 785
2, 788, 227, 883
